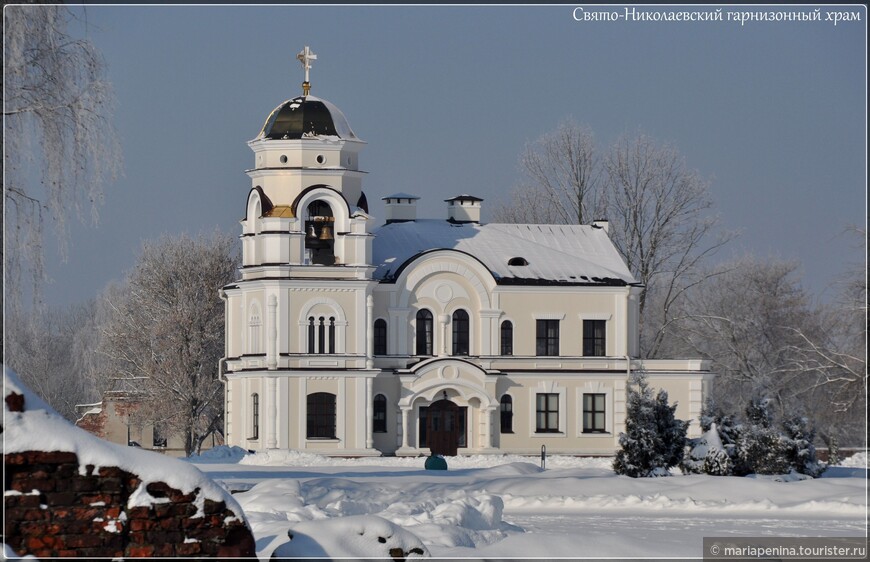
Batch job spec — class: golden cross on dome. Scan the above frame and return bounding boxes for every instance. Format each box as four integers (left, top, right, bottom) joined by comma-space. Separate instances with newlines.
297, 46, 317, 96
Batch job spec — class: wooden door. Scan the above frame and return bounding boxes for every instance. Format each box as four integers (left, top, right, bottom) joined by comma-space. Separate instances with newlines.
427, 399, 459, 456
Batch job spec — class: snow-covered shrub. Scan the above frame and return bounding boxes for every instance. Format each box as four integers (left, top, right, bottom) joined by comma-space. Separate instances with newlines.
823, 434, 841, 466
744, 396, 774, 428
700, 397, 740, 447
781, 415, 826, 477
682, 423, 733, 476
703, 448, 733, 476
737, 423, 791, 475
680, 437, 705, 475
614, 371, 688, 478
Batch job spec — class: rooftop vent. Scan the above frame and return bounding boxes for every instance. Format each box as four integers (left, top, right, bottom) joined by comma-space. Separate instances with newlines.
382, 193, 419, 224
445, 194, 483, 224
508, 257, 529, 266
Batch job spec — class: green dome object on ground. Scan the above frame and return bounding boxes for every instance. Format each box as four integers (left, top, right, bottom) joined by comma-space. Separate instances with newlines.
424, 455, 448, 470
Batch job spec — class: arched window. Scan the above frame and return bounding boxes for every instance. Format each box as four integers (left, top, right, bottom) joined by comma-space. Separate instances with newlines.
318, 317, 326, 354
305, 200, 335, 265
500, 320, 513, 356
374, 319, 387, 355
328, 317, 336, 354
452, 309, 469, 356
416, 309, 433, 356
307, 317, 315, 354
251, 393, 260, 440
500, 394, 513, 434
307, 392, 336, 439
373, 394, 387, 433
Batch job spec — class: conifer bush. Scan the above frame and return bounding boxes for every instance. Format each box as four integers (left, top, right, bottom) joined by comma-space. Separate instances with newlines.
614, 372, 688, 477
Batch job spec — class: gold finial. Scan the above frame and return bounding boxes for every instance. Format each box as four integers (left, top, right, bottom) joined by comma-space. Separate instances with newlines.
297, 46, 317, 96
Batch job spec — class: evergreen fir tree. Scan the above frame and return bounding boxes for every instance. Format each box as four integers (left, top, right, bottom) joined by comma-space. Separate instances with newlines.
781, 415, 825, 477
655, 389, 689, 468
737, 397, 789, 475
614, 371, 688, 477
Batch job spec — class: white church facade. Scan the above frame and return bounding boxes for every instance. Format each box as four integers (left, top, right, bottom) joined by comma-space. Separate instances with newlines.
220, 48, 712, 457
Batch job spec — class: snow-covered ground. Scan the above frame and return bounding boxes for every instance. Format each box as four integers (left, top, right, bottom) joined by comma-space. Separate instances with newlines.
191, 447, 868, 559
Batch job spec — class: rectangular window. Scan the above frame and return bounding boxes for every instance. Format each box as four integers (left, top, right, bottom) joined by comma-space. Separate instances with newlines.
583, 393, 606, 433
535, 393, 559, 433
306, 393, 336, 439
536, 320, 560, 356
583, 320, 606, 357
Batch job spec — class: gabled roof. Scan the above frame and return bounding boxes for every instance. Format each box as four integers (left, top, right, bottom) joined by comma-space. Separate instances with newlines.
371, 220, 638, 286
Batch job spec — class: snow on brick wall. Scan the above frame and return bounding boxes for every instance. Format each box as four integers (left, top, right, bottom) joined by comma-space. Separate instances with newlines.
2, 366, 255, 558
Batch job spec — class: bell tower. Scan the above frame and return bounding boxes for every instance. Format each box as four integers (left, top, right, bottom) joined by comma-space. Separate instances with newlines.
222, 48, 379, 455
241, 46, 372, 269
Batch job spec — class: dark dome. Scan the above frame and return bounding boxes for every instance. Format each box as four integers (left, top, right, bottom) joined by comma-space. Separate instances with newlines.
258, 95, 358, 140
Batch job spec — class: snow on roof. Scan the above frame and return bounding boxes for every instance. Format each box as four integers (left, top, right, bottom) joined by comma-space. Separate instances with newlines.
3, 366, 246, 523
382, 192, 420, 200
371, 220, 638, 285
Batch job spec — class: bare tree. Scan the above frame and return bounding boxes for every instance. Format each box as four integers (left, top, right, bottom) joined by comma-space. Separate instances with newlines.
98, 232, 239, 456
674, 256, 865, 446
493, 123, 733, 357
492, 119, 602, 225
3, 4, 121, 311
604, 132, 734, 357
4, 302, 100, 421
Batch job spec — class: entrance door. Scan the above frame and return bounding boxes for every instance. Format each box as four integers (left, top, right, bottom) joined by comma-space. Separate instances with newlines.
427, 399, 459, 456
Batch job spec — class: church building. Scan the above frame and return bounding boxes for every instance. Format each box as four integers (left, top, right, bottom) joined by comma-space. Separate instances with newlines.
220, 48, 712, 457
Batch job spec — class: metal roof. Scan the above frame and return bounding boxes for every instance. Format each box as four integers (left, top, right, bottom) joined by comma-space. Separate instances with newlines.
371, 220, 638, 286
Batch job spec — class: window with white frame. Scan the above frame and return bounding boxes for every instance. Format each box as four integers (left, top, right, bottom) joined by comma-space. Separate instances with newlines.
452, 309, 469, 356
416, 309, 434, 356
374, 319, 387, 355
582, 393, 606, 433
583, 319, 606, 357
535, 393, 560, 433
250, 393, 260, 440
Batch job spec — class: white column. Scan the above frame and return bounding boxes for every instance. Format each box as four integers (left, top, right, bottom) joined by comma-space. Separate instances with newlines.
438, 314, 449, 356
266, 294, 278, 370
267, 376, 278, 449
366, 294, 374, 369
479, 310, 501, 356
401, 407, 410, 449
483, 406, 494, 449
365, 377, 374, 449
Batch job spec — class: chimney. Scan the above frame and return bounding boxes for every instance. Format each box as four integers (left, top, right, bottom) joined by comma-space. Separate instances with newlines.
382, 193, 419, 224
592, 219, 609, 234
445, 195, 483, 224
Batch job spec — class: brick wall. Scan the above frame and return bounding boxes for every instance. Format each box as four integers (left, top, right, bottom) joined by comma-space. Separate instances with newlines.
3, 450, 255, 558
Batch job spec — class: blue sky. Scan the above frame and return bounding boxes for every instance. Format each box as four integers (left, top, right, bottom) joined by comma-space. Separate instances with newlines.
30, 5, 867, 306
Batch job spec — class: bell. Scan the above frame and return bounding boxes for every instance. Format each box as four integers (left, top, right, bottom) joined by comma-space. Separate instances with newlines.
307, 225, 317, 239
318, 224, 333, 240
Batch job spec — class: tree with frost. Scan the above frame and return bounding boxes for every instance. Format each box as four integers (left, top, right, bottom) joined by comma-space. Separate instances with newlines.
736, 397, 790, 476
98, 232, 238, 456
3, 302, 99, 421
492, 124, 733, 358
673, 256, 865, 446
781, 414, 825, 477
3, 4, 121, 313
614, 371, 688, 477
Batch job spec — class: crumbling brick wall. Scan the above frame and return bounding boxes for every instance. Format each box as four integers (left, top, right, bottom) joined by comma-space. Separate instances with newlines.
3, 450, 255, 558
